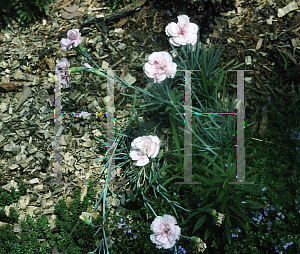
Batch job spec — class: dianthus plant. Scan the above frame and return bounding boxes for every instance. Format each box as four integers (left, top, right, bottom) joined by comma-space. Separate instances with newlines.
57, 13, 255, 254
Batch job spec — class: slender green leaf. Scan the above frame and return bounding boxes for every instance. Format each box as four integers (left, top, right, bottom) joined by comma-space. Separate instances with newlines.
243, 200, 266, 210
192, 215, 207, 233
162, 175, 183, 187
216, 189, 226, 204
169, 113, 182, 165
204, 227, 212, 241
224, 209, 231, 244
144, 165, 174, 193
198, 152, 226, 175
188, 203, 213, 219
228, 204, 254, 225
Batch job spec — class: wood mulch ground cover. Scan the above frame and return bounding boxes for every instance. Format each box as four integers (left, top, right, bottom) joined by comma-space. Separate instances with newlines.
0, 0, 299, 250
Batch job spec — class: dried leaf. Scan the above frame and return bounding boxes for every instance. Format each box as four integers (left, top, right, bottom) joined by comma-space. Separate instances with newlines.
258, 104, 268, 137
61, 6, 82, 19
45, 57, 56, 70
15, 85, 31, 111
277, 47, 297, 65
0, 82, 19, 92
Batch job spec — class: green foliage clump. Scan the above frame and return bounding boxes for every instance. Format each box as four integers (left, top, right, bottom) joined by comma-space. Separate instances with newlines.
0, 181, 101, 253
0, 181, 27, 224
109, 0, 136, 11
16, 0, 53, 25
54, 181, 100, 253
0, 214, 51, 254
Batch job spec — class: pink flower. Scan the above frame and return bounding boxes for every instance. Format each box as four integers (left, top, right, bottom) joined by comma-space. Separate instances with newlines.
165, 15, 199, 46
83, 63, 92, 70
144, 52, 177, 83
56, 58, 70, 88
129, 135, 160, 166
60, 29, 81, 50
150, 214, 181, 249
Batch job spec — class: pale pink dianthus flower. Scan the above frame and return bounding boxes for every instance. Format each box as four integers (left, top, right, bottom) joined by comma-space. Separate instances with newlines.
60, 29, 81, 50
144, 52, 177, 83
129, 135, 160, 166
150, 214, 181, 249
165, 15, 198, 46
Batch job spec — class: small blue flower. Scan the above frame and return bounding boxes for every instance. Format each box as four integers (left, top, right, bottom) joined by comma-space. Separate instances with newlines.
262, 187, 266, 191
283, 241, 293, 249
133, 235, 137, 239
264, 210, 269, 216
127, 229, 131, 233
274, 244, 283, 253
178, 246, 186, 254
123, 230, 127, 234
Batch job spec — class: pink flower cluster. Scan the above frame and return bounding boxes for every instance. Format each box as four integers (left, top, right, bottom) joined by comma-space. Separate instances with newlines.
129, 135, 160, 166
150, 214, 181, 249
143, 52, 177, 83
165, 14, 198, 46
60, 29, 81, 50
143, 15, 198, 82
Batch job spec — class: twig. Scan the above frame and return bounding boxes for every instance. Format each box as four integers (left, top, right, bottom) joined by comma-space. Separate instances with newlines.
110, 57, 126, 69
264, 83, 276, 97
278, 23, 300, 38
235, 8, 248, 26
0, 139, 10, 148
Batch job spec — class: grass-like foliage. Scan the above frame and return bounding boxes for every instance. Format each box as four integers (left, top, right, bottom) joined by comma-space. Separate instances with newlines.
16, 0, 53, 25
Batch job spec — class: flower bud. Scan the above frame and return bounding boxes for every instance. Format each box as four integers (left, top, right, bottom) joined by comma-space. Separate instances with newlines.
76, 43, 87, 53
92, 68, 106, 78
83, 63, 92, 69
79, 215, 92, 225
205, 208, 217, 216
70, 66, 85, 73
191, 236, 201, 243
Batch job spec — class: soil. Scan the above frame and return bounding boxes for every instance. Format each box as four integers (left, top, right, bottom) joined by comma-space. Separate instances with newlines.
2, 0, 299, 134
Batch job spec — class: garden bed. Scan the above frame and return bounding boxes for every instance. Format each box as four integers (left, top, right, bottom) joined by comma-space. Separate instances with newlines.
0, 0, 300, 253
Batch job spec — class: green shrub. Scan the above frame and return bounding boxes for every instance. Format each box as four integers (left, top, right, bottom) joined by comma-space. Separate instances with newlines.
16, 0, 53, 25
